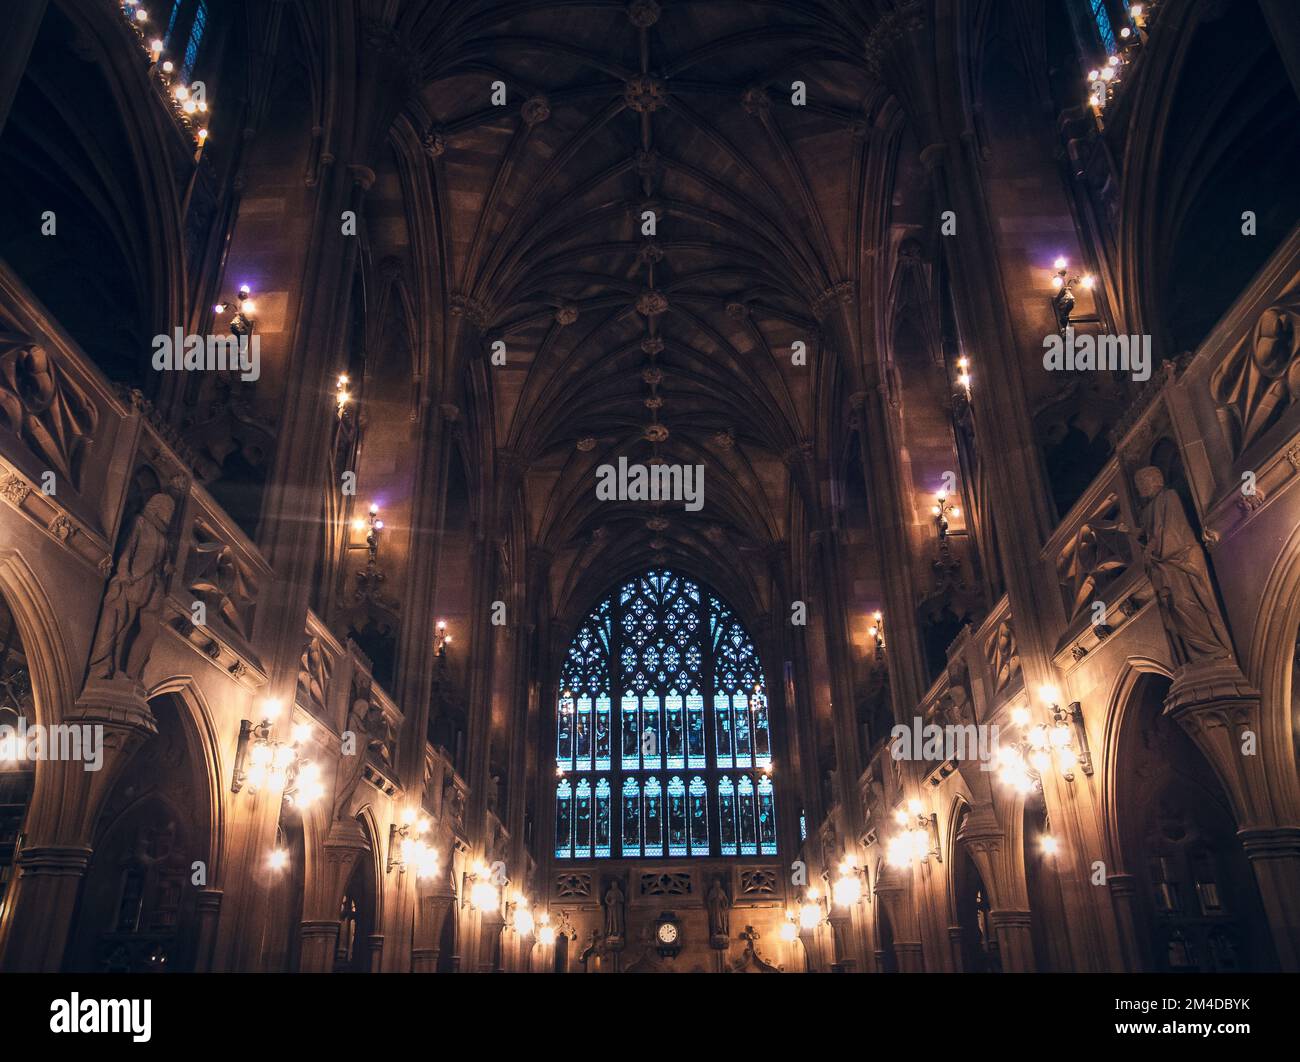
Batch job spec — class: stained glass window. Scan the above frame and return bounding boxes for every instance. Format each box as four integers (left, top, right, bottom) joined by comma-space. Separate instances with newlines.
554, 569, 776, 858
1089, 0, 1117, 54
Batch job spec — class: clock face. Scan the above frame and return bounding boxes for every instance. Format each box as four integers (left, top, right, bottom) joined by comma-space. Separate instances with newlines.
656, 921, 679, 945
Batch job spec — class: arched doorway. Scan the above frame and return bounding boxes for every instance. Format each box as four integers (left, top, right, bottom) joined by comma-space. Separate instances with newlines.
953, 810, 1000, 973
65, 693, 212, 972
1117, 674, 1275, 971
0, 591, 36, 927
334, 815, 377, 973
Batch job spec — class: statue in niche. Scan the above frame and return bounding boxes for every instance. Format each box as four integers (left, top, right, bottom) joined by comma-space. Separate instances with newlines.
334, 691, 373, 822
86, 492, 176, 682
602, 878, 626, 942
1128, 466, 1234, 664
707, 877, 731, 943
486, 773, 501, 814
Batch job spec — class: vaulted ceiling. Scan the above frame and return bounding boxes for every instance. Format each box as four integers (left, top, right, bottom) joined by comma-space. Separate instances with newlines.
405, 0, 892, 619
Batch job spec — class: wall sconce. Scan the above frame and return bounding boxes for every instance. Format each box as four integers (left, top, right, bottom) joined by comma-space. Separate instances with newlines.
867, 611, 885, 659
1035, 685, 1093, 780
464, 861, 502, 913
779, 911, 800, 942
537, 911, 557, 947
955, 355, 971, 393
1050, 257, 1095, 333
388, 807, 438, 877
232, 699, 321, 808
214, 284, 256, 337
435, 619, 452, 658
336, 374, 353, 419
831, 854, 866, 908
886, 799, 940, 868
798, 886, 827, 930
931, 490, 961, 541
504, 892, 535, 937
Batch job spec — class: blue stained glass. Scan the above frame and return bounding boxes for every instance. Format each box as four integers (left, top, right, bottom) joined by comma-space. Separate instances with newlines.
621, 777, 641, 855
665, 692, 684, 768
738, 776, 757, 855
574, 779, 592, 857
182, 0, 207, 81
1090, 0, 1117, 54
667, 776, 688, 856
758, 776, 777, 855
574, 694, 592, 770
556, 779, 573, 858
714, 693, 733, 767
644, 776, 663, 855
641, 694, 662, 770
621, 694, 639, 768
595, 778, 612, 857
595, 694, 611, 770
689, 776, 709, 854
554, 569, 776, 859
687, 692, 706, 767
718, 777, 737, 855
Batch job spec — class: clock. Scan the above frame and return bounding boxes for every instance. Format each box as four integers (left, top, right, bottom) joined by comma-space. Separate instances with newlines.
654, 912, 682, 957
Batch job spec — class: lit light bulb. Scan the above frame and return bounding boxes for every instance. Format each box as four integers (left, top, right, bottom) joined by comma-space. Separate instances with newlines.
1081, 274, 1094, 289
1052, 275, 1064, 289
514, 907, 535, 936
1058, 746, 1079, 771
261, 697, 283, 722
292, 723, 312, 745
779, 920, 799, 942
268, 848, 288, 870
175, 85, 189, 101
1010, 706, 1031, 727
832, 873, 862, 907
1029, 748, 1052, 774
352, 518, 365, 532
907, 798, 923, 816
950, 506, 960, 517
799, 902, 822, 929
1038, 684, 1061, 707
239, 299, 255, 314
1041, 835, 1060, 856
135, 9, 149, 22
538, 925, 557, 947
1100, 66, 1115, 81
1054, 256, 1068, 270
1050, 724, 1073, 748
471, 880, 500, 913
162, 60, 174, 74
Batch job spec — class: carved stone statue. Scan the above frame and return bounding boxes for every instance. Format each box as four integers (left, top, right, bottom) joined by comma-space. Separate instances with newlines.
1131, 466, 1233, 664
989, 619, 1020, 692
86, 492, 176, 682
602, 879, 626, 941
707, 877, 731, 942
486, 773, 501, 813
334, 693, 372, 822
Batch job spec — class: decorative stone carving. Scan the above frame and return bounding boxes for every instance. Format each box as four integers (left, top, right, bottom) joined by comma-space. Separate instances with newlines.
602, 878, 626, 941
48, 513, 76, 543
1130, 466, 1234, 664
636, 290, 669, 317
1056, 495, 1130, 620
626, 0, 660, 28
187, 521, 258, 639
0, 474, 30, 505
706, 877, 731, 944
987, 618, 1021, 693
1212, 295, 1300, 456
555, 872, 591, 898
521, 94, 551, 125
421, 129, 447, 159
643, 423, 669, 443
334, 689, 372, 822
576, 436, 597, 452
85, 492, 177, 682
640, 337, 665, 356
624, 75, 666, 113
0, 333, 98, 489
637, 240, 664, 264
298, 636, 333, 709
739, 868, 776, 895
640, 871, 691, 896
554, 304, 579, 326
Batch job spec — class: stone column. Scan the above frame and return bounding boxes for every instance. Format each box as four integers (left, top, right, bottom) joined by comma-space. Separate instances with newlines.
1106, 873, 1145, 972
947, 925, 965, 972
1164, 659, 1300, 969
366, 933, 384, 972
192, 888, 224, 972
987, 910, 1034, 972
299, 921, 340, 973
411, 890, 455, 972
